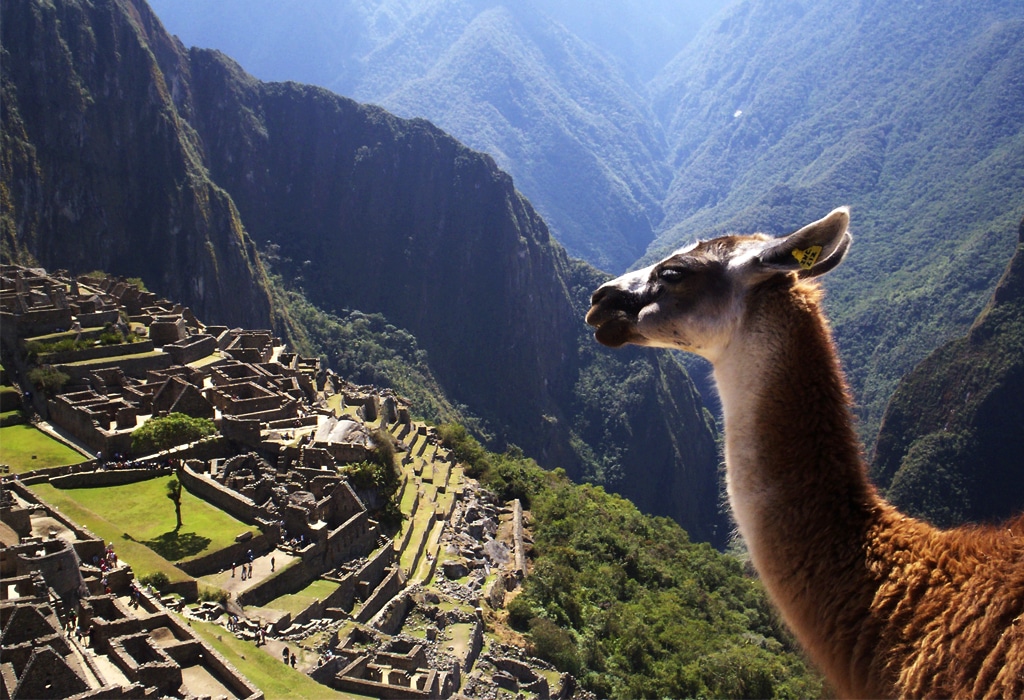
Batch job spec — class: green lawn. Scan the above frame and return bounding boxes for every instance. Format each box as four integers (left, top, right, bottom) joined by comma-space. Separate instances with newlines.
187, 619, 368, 700
0, 424, 90, 472
30, 476, 255, 579
266, 579, 340, 616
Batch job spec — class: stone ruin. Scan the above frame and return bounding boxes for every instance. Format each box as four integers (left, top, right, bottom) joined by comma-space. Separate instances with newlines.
0, 480, 261, 699
0, 265, 572, 699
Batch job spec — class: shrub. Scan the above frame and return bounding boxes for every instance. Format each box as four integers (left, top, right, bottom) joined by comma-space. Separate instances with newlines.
506, 594, 535, 630
199, 587, 229, 605
132, 413, 216, 454
27, 365, 69, 395
137, 571, 170, 592
528, 617, 581, 676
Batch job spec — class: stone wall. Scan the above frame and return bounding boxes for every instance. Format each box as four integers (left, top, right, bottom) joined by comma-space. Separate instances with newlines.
370, 588, 416, 636
355, 546, 395, 601
163, 334, 217, 365
46, 395, 130, 455
355, 568, 404, 624
6, 307, 74, 337
60, 351, 172, 382
177, 463, 263, 526
49, 467, 170, 490
287, 577, 357, 628
176, 530, 274, 578
237, 560, 318, 609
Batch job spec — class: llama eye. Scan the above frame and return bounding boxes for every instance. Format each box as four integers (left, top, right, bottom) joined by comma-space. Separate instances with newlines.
658, 267, 685, 283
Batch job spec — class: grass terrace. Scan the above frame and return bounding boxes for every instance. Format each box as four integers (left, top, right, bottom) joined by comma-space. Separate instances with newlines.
29, 476, 255, 580
0, 424, 90, 472
187, 619, 367, 700
265, 579, 340, 616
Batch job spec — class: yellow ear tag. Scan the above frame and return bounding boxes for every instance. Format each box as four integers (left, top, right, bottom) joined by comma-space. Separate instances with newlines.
792, 245, 822, 270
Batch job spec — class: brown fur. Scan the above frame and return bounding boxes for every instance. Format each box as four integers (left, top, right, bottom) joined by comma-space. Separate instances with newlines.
587, 215, 1024, 698
744, 279, 1024, 698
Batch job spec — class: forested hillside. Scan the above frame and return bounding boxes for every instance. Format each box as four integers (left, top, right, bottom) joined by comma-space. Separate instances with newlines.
871, 216, 1024, 528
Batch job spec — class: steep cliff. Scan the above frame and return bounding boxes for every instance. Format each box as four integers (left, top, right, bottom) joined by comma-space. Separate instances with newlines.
872, 215, 1024, 527
0, 0, 272, 329
1, 0, 727, 544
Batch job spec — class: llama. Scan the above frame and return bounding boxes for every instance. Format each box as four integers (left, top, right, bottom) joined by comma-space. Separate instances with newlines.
585, 207, 1024, 698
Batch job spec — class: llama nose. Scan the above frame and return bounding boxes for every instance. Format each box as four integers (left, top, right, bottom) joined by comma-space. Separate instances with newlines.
590, 285, 612, 307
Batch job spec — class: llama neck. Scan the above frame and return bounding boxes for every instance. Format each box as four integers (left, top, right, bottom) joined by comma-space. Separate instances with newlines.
713, 280, 887, 691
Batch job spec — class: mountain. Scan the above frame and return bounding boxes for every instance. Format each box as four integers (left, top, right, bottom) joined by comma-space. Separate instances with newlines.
649, 0, 1024, 443
0, 0, 273, 330
147, 0, 729, 274
1, 0, 728, 545
145, 0, 1024, 453
871, 215, 1024, 528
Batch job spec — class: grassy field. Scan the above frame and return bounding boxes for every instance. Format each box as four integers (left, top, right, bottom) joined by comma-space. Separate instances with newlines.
266, 579, 340, 616
30, 476, 255, 580
187, 619, 370, 700
0, 424, 89, 472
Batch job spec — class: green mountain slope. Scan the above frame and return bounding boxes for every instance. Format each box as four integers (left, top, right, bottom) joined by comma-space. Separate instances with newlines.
450, 436, 825, 697
1, 0, 729, 545
871, 216, 1024, 528
649, 0, 1024, 443
357, 2, 669, 271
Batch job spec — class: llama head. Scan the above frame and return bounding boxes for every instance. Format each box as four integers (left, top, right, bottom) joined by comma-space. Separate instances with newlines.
586, 207, 852, 362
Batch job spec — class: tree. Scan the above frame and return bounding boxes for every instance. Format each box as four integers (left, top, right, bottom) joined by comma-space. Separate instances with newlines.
166, 477, 183, 531
26, 365, 69, 395
131, 413, 216, 454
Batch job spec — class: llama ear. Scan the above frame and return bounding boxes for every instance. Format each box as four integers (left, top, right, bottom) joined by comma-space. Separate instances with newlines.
757, 207, 852, 277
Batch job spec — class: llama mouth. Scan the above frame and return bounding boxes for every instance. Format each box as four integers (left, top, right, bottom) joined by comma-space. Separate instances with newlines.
591, 316, 639, 348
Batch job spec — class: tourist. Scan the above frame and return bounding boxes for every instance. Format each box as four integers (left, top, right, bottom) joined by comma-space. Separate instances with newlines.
290, 651, 296, 667
270, 556, 275, 572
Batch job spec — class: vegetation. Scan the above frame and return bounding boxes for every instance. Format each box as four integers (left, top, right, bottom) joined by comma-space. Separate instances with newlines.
187, 619, 352, 699
131, 412, 216, 454
137, 571, 171, 593
266, 579, 340, 616
26, 365, 69, 395
28, 482, 192, 584
24, 322, 139, 358
871, 234, 1024, 527
437, 423, 544, 508
341, 428, 403, 527
0, 424, 88, 472
267, 264, 470, 430
441, 423, 824, 697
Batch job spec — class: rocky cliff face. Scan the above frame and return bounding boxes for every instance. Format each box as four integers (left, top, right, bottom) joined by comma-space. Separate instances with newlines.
1, 0, 272, 329
1, 0, 727, 545
872, 215, 1024, 527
